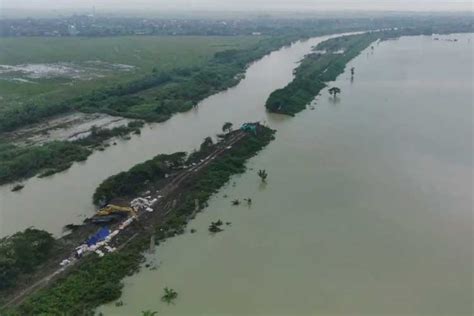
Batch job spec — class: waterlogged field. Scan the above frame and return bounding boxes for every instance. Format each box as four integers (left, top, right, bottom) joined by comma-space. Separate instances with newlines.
0, 35, 262, 109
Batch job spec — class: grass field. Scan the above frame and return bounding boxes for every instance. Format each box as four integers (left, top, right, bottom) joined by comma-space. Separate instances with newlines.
0, 35, 263, 109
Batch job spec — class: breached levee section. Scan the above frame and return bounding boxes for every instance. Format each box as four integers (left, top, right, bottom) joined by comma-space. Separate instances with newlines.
2, 123, 275, 315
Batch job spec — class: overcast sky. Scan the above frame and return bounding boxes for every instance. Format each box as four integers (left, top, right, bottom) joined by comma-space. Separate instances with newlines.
2, 0, 473, 12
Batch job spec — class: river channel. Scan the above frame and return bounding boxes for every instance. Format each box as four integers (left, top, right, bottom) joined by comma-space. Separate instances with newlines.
0, 33, 354, 237
98, 33, 473, 315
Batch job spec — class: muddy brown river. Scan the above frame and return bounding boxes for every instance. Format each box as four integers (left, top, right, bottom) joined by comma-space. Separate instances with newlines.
0, 33, 357, 238
99, 33, 472, 315
1, 32, 472, 315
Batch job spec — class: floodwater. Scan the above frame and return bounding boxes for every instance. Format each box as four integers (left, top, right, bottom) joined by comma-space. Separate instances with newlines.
99, 34, 473, 315
0, 32, 354, 237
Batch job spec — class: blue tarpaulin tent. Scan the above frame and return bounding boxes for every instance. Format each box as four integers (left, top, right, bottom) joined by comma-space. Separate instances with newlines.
86, 227, 110, 246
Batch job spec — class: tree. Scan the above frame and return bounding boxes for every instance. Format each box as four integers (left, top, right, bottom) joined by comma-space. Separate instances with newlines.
258, 169, 268, 183
222, 122, 233, 134
141, 310, 158, 316
328, 87, 341, 98
0, 228, 55, 290
161, 287, 178, 304
200, 137, 214, 151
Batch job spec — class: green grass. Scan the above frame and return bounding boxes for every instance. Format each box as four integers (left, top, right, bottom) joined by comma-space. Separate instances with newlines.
0, 36, 263, 110
0, 35, 294, 134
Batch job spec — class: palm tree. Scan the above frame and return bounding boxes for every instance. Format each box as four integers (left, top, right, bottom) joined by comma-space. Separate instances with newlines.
141, 310, 158, 316
161, 287, 178, 304
222, 122, 233, 134
328, 87, 341, 98
258, 169, 268, 182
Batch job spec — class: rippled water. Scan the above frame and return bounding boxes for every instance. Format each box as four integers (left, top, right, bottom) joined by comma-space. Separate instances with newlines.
98, 33, 473, 315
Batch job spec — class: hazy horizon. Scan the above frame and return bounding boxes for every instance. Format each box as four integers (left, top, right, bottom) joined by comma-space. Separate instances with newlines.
2, 0, 473, 13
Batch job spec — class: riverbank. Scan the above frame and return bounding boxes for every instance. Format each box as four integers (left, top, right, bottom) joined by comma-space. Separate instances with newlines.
266, 32, 377, 115
0, 121, 144, 185
265, 28, 473, 116
0, 36, 283, 186
1, 123, 275, 315
0, 30, 362, 238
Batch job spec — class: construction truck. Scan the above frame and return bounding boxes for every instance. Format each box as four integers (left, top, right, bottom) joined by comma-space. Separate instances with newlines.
91, 204, 137, 224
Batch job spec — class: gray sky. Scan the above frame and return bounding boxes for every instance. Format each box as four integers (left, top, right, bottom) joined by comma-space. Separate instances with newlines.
2, 0, 473, 12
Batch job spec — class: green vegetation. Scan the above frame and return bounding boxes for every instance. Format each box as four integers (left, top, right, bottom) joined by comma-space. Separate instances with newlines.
328, 87, 341, 98
209, 220, 224, 233
12, 240, 145, 315
0, 121, 143, 185
222, 122, 233, 133
0, 141, 91, 185
0, 229, 56, 291
161, 288, 178, 304
265, 24, 474, 116
0, 34, 294, 186
0, 35, 275, 133
4, 125, 275, 315
93, 152, 187, 205
258, 169, 268, 182
265, 33, 378, 115
0, 35, 262, 116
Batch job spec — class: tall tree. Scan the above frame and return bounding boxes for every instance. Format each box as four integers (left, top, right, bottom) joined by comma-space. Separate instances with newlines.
328, 87, 341, 98
222, 122, 233, 133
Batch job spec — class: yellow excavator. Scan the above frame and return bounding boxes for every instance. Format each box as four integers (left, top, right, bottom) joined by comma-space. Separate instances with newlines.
92, 204, 137, 223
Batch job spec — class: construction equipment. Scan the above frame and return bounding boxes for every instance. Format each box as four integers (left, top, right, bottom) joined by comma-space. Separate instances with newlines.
240, 123, 257, 135
96, 204, 136, 217
91, 204, 137, 224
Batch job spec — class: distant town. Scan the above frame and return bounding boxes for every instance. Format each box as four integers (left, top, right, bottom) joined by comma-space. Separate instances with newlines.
3, 13, 471, 37
1, 14, 289, 37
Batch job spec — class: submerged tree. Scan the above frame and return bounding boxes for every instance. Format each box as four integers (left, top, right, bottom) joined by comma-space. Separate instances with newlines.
141, 310, 158, 316
258, 169, 268, 183
328, 87, 341, 98
209, 220, 224, 233
161, 287, 178, 304
222, 122, 233, 134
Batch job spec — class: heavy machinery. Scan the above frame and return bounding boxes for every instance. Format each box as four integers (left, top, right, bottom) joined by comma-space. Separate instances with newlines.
240, 123, 258, 135
91, 204, 137, 224
96, 204, 136, 216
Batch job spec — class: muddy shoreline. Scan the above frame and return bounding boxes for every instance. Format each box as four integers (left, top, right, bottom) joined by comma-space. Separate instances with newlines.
2, 112, 130, 147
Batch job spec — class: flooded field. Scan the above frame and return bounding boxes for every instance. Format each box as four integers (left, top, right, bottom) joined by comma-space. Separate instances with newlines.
3, 112, 131, 146
0, 61, 134, 82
